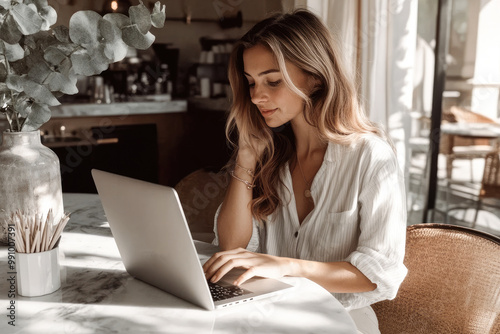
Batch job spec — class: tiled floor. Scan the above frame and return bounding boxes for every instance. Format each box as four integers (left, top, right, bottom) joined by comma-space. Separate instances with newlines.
407, 152, 500, 237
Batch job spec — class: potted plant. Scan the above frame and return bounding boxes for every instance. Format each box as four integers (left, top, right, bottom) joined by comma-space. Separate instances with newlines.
0, 0, 166, 244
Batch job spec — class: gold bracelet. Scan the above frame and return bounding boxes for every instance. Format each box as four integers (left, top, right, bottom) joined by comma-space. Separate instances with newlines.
235, 163, 255, 176
229, 170, 255, 190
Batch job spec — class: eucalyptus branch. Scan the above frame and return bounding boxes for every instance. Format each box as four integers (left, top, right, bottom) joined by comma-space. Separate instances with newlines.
0, 0, 166, 132
2, 52, 11, 74
3, 106, 14, 132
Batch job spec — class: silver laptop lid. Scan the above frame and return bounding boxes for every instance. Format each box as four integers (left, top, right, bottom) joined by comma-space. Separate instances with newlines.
91, 169, 215, 310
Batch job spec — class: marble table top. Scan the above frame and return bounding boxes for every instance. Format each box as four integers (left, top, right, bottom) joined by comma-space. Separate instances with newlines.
0, 193, 357, 333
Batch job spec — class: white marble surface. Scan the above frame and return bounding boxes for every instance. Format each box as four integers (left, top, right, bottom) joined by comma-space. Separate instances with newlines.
0, 193, 357, 333
49, 99, 187, 118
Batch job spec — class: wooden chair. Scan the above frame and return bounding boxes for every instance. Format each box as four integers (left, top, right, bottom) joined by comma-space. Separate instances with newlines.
174, 169, 228, 243
372, 223, 500, 334
441, 106, 498, 180
445, 150, 500, 227
472, 150, 500, 225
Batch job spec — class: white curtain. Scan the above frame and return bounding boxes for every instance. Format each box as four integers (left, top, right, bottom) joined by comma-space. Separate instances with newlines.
297, 0, 418, 195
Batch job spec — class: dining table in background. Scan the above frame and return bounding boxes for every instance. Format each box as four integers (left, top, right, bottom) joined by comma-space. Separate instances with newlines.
0, 193, 357, 333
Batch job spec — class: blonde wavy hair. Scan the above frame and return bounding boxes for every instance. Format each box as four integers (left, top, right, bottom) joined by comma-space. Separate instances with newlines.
226, 9, 383, 221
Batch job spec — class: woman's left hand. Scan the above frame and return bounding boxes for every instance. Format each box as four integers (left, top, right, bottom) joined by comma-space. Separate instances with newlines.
202, 248, 293, 286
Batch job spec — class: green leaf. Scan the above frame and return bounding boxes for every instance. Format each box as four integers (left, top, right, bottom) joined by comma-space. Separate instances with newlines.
43, 45, 68, 65
70, 48, 109, 76
27, 59, 51, 84
26, 0, 49, 7
6, 74, 60, 106
122, 24, 155, 50
0, 1, 12, 10
151, 2, 165, 29
69, 10, 101, 46
128, 2, 151, 34
98, 19, 127, 62
1, 41, 25, 62
0, 13, 23, 44
22, 102, 51, 131
53, 25, 71, 43
24, 0, 57, 30
0, 62, 7, 82
11, 3, 43, 35
13, 95, 32, 117
103, 13, 130, 29
38, 5, 57, 30
47, 71, 78, 95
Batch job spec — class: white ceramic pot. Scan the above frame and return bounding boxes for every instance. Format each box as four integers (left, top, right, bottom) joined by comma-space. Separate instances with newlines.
0, 130, 64, 244
16, 246, 61, 297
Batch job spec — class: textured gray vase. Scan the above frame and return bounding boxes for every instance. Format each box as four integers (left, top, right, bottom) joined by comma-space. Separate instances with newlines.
0, 130, 64, 245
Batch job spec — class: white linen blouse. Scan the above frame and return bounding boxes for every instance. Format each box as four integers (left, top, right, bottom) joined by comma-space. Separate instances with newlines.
213, 133, 408, 310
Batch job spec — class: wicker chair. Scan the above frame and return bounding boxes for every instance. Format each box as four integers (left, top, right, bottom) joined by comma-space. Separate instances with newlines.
441, 106, 498, 180
372, 223, 500, 334
174, 169, 228, 242
472, 150, 500, 225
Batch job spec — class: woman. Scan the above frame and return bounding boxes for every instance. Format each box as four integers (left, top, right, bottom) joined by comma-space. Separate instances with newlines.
202, 9, 407, 333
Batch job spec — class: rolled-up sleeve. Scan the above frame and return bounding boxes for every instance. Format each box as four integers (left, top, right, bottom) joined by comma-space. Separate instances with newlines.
211, 204, 261, 252
341, 154, 408, 310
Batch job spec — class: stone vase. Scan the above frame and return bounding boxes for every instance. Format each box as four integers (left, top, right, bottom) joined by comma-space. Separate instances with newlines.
0, 130, 64, 245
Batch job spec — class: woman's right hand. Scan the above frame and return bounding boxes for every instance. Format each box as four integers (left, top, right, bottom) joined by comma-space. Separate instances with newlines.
236, 123, 267, 168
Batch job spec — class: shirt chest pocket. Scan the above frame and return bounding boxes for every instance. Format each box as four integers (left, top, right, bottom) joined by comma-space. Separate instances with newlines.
327, 207, 358, 225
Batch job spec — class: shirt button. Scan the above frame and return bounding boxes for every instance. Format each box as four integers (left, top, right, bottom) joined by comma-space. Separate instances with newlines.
294, 231, 298, 238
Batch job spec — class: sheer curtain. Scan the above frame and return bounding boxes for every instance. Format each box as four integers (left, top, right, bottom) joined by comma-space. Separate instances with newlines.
293, 0, 418, 194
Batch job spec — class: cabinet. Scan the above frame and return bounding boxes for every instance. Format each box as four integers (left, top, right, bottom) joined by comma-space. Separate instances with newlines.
41, 107, 231, 192
46, 124, 158, 193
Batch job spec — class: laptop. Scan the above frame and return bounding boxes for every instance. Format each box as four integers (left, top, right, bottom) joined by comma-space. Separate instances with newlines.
91, 169, 293, 310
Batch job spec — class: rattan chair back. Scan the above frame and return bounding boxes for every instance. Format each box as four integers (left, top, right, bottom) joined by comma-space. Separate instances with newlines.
480, 151, 500, 200
372, 223, 500, 334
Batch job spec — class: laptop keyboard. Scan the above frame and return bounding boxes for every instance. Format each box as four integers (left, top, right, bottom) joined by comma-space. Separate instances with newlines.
208, 281, 251, 301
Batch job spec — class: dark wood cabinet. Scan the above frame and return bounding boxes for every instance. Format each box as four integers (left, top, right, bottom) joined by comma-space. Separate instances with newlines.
41, 108, 231, 192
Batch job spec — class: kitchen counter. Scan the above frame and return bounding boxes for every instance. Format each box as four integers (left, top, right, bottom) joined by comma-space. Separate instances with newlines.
49, 99, 187, 118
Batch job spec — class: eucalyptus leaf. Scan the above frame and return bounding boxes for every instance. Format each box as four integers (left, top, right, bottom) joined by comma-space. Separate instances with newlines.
25, 0, 49, 7
151, 2, 165, 28
27, 59, 51, 83
128, 2, 151, 34
122, 24, 154, 50
11, 2, 43, 35
0, 0, 12, 10
22, 34, 37, 49
13, 96, 32, 117
47, 71, 77, 95
0, 62, 7, 82
43, 45, 68, 66
22, 102, 51, 131
6, 74, 60, 106
53, 25, 70, 43
2, 41, 25, 61
9, 55, 29, 75
0, 13, 23, 44
0, 87, 12, 109
103, 13, 130, 29
70, 48, 109, 76
98, 19, 127, 62
23, 0, 56, 30
38, 5, 56, 30
68, 10, 101, 46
